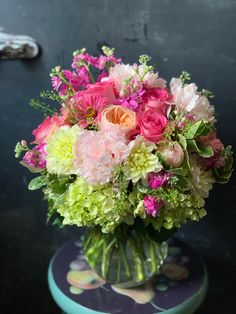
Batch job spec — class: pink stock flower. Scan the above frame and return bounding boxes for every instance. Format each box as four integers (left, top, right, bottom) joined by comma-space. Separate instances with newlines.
63, 69, 88, 90
143, 87, 172, 116
72, 53, 121, 71
148, 171, 169, 189
97, 71, 109, 82
143, 195, 164, 217
138, 109, 168, 143
115, 87, 145, 112
80, 81, 117, 104
23, 143, 47, 169
32, 114, 66, 145
159, 142, 184, 168
51, 76, 62, 91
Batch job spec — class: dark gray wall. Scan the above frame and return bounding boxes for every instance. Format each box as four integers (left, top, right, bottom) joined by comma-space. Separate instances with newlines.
0, 1, 235, 313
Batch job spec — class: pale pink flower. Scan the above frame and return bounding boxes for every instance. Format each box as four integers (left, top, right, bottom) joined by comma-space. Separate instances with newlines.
143, 195, 164, 217
170, 78, 215, 122
159, 142, 184, 168
74, 130, 130, 184
136, 64, 166, 89
199, 131, 224, 153
51, 76, 62, 91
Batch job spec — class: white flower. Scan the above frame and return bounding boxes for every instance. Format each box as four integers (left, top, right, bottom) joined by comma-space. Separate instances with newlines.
190, 156, 215, 198
108, 64, 135, 96
170, 78, 215, 122
136, 64, 166, 89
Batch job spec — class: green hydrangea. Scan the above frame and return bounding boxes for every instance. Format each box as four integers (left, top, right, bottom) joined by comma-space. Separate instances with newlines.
123, 136, 162, 183
57, 177, 133, 232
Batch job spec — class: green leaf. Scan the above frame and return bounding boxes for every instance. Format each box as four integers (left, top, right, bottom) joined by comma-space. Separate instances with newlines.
197, 143, 214, 158
28, 176, 47, 190
184, 120, 211, 139
177, 134, 187, 151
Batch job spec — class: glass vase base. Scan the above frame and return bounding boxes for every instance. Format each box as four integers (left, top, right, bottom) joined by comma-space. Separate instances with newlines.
48, 237, 207, 314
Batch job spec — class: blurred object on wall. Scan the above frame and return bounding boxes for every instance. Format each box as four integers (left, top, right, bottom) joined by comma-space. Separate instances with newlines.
0, 28, 39, 59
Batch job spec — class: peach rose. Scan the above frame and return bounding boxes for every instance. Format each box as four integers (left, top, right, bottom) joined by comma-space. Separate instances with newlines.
159, 142, 184, 168
138, 109, 168, 143
79, 81, 117, 104
32, 114, 66, 145
100, 105, 137, 134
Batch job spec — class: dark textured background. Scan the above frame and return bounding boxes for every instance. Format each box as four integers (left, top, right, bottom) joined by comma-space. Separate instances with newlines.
0, 0, 235, 313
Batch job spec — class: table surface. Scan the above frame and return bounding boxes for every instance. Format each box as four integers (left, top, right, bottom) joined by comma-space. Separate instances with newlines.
48, 237, 208, 314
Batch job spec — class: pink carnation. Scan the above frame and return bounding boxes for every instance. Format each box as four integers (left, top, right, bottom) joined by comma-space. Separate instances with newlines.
148, 171, 169, 189
143, 195, 164, 217
32, 114, 66, 145
74, 130, 130, 184
23, 143, 47, 169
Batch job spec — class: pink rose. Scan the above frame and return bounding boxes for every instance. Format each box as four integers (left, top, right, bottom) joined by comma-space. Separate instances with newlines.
138, 109, 168, 142
79, 81, 117, 104
143, 195, 164, 217
143, 88, 172, 116
159, 142, 184, 168
32, 114, 66, 145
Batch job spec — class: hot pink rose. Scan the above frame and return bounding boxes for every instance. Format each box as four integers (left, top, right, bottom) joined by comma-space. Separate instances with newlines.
143, 88, 172, 116
32, 114, 66, 145
138, 109, 168, 142
79, 81, 117, 104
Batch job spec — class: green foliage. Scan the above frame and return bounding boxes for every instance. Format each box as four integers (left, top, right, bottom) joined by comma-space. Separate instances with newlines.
147, 225, 178, 243
177, 134, 187, 150
184, 120, 211, 140
202, 89, 215, 99
187, 139, 214, 158
14, 141, 28, 158
28, 175, 47, 190
180, 71, 191, 84
40, 90, 63, 103
213, 146, 234, 183
29, 98, 57, 116
102, 46, 115, 57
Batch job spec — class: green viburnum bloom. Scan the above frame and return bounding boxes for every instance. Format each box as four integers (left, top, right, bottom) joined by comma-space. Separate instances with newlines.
123, 136, 162, 183
46, 125, 80, 175
58, 177, 133, 233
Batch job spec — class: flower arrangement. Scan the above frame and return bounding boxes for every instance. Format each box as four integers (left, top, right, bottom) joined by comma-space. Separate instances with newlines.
15, 47, 233, 286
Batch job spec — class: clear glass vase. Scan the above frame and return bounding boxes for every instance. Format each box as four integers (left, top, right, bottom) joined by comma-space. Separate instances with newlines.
83, 224, 168, 288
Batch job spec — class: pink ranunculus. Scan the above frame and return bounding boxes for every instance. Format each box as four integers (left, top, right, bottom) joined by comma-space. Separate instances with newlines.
32, 114, 66, 145
78, 81, 117, 104
148, 171, 169, 189
143, 88, 172, 116
23, 143, 47, 169
138, 109, 168, 143
199, 131, 224, 153
159, 142, 184, 168
143, 195, 164, 217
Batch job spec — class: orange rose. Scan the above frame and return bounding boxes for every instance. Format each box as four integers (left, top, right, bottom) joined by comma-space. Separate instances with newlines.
100, 105, 136, 134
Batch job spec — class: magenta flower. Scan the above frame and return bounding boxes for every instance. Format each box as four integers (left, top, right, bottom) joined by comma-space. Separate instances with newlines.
23, 143, 47, 169
143, 195, 164, 217
148, 172, 169, 189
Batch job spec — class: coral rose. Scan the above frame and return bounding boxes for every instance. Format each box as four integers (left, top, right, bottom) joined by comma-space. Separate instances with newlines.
138, 109, 168, 143
32, 114, 66, 145
79, 81, 117, 104
100, 105, 137, 134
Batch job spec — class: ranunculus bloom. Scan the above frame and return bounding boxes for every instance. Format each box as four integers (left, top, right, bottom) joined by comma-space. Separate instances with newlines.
143, 195, 164, 217
199, 131, 224, 153
32, 114, 66, 145
100, 105, 137, 134
138, 109, 168, 143
143, 88, 171, 116
148, 171, 169, 189
159, 142, 184, 168
79, 81, 117, 104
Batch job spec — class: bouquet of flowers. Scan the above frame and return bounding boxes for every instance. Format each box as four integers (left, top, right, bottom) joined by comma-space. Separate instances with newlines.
15, 47, 233, 287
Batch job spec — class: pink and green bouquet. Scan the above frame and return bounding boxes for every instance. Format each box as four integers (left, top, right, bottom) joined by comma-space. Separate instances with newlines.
15, 47, 233, 286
